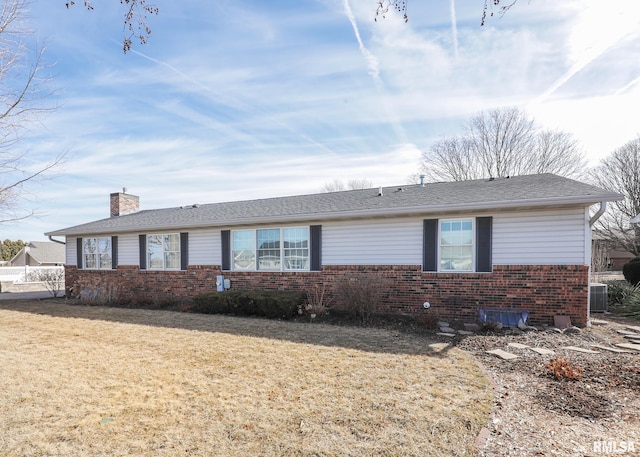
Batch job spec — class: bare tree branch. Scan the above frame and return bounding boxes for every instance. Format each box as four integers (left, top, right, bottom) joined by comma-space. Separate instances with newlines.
320, 179, 373, 193
1, 0, 62, 224
65, 0, 159, 53
590, 136, 640, 256
419, 107, 588, 183
374, 0, 519, 25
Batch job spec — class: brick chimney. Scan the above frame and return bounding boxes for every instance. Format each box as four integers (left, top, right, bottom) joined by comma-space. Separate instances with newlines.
110, 188, 139, 217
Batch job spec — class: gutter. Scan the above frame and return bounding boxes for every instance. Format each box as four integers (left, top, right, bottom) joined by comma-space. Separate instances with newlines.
48, 235, 66, 245
589, 201, 607, 227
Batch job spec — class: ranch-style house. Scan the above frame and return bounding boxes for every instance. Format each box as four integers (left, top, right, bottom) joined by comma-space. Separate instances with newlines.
46, 173, 623, 326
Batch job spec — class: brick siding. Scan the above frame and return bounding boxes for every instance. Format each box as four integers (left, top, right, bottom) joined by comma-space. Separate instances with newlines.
65, 264, 590, 326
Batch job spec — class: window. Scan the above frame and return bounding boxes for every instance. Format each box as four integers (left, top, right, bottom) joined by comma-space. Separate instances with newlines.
147, 233, 180, 270
232, 230, 256, 270
424, 217, 491, 273
283, 227, 309, 270
439, 219, 473, 271
83, 237, 112, 269
257, 229, 280, 270
232, 227, 309, 271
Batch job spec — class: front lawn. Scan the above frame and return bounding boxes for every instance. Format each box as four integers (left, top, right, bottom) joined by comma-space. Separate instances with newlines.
0, 301, 492, 456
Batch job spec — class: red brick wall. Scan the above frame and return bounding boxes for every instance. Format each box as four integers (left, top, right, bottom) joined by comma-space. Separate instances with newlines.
65, 264, 590, 326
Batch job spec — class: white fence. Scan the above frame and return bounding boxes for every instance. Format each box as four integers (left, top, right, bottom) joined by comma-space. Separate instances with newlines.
0, 266, 65, 283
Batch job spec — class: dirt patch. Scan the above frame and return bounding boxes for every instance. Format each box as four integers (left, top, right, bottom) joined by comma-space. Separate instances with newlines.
456, 317, 640, 456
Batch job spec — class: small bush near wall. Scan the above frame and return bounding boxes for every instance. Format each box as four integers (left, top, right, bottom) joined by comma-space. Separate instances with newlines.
191, 290, 305, 319
622, 257, 640, 285
335, 274, 391, 323
606, 280, 640, 320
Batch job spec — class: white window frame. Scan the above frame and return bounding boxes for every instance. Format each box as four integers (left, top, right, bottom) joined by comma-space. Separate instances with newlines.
231, 227, 310, 272
147, 233, 180, 270
83, 237, 112, 270
439, 218, 475, 272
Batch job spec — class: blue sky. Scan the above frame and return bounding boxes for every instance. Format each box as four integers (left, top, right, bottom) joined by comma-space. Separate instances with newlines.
3, 0, 640, 242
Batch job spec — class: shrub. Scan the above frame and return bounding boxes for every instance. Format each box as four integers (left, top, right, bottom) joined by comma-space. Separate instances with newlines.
615, 283, 640, 319
477, 321, 503, 334
73, 276, 123, 304
299, 284, 332, 319
623, 257, 640, 286
415, 312, 440, 330
27, 268, 65, 298
546, 357, 582, 381
191, 290, 305, 319
335, 274, 389, 323
606, 280, 631, 307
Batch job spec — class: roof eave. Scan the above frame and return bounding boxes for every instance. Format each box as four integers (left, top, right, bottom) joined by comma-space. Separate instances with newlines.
45, 193, 621, 237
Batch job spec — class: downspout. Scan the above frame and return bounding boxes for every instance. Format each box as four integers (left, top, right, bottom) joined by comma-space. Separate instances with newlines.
587, 201, 607, 327
589, 201, 607, 226
48, 235, 65, 245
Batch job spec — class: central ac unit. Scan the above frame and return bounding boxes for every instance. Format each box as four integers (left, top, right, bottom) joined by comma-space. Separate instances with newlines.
590, 283, 608, 313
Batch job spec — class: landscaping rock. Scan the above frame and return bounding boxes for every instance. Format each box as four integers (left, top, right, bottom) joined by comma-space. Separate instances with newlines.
436, 332, 456, 338
554, 315, 572, 329
563, 326, 582, 335
427, 342, 450, 352
562, 346, 600, 354
507, 342, 529, 349
517, 321, 538, 332
486, 349, 519, 360
615, 343, 640, 352
591, 344, 635, 353
529, 347, 554, 355
464, 323, 480, 331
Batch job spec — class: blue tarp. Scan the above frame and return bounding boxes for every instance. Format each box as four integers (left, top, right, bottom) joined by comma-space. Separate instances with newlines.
478, 308, 529, 327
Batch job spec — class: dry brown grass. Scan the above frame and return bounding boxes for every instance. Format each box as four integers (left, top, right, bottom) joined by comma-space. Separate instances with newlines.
0, 300, 492, 456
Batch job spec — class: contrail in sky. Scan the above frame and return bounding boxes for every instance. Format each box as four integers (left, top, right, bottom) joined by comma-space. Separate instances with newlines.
342, 0, 407, 143
342, 0, 380, 79
128, 46, 338, 156
450, 0, 459, 59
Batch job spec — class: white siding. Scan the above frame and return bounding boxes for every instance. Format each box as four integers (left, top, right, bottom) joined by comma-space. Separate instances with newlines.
323, 218, 423, 265
66, 237, 77, 266
189, 229, 221, 265
66, 206, 590, 269
493, 207, 588, 265
118, 234, 140, 266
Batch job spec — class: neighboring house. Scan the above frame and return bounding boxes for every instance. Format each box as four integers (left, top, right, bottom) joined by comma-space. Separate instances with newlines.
592, 231, 637, 270
45, 174, 622, 327
10, 241, 66, 267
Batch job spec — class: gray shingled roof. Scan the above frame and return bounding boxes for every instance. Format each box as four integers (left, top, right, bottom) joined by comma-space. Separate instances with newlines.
46, 174, 623, 237
13, 241, 66, 264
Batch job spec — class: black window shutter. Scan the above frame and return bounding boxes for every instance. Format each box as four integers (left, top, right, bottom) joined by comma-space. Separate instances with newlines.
111, 236, 118, 269
139, 234, 147, 270
423, 219, 438, 272
476, 216, 493, 272
221, 230, 231, 271
180, 232, 189, 270
310, 225, 322, 271
76, 237, 83, 269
